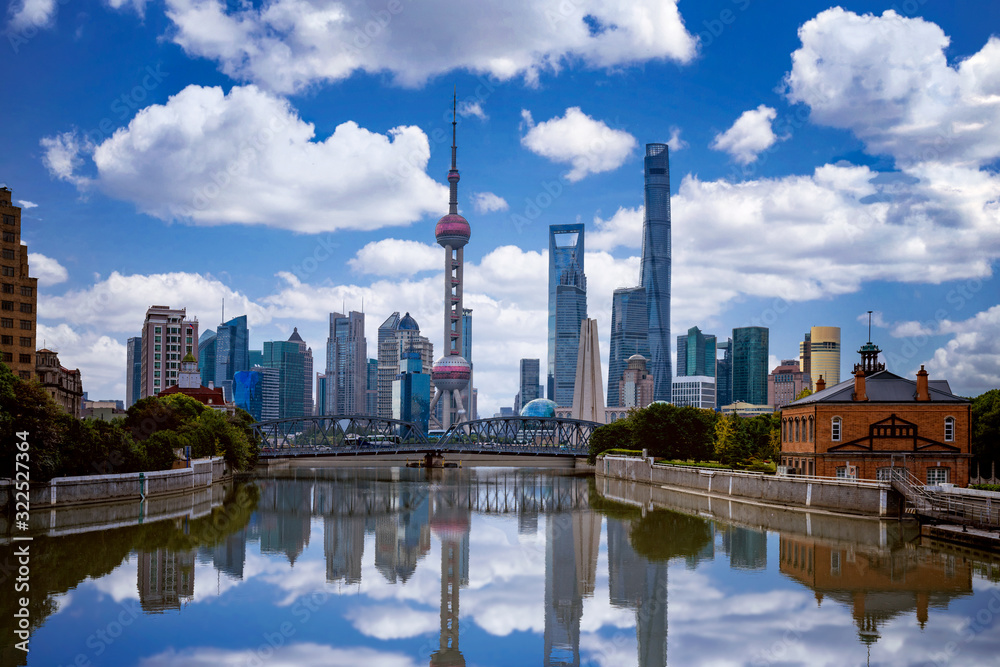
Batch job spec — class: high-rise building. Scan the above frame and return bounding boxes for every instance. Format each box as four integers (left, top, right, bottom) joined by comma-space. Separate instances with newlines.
285, 328, 313, 417
768, 359, 806, 410
716, 338, 733, 410
263, 332, 307, 419
366, 358, 378, 416
547, 223, 586, 405
732, 327, 769, 406
429, 96, 473, 431
392, 343, 431, 437
326, 311, 367, 415
672, 375, 716, 409
640, 143, 672, 402
518, 359, 540, 413
215, 315, 249, 403
126, 336, 142, 408
315, 372, 329, 417
607, 286, 650, 407
676, 326, 717, 379
377, 312, 433, 419
234, 366, 279, 421
807, 326, 841, 389
0, 187, 38, 381
198, 330, 216, 388
249, 349, 263, 368
140, 306, 198, 398
799, 332, 811, 388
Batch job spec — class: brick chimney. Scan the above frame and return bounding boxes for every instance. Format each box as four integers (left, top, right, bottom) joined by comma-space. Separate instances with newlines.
815, 375, 826, 392
853, 368, 868, 401
915, 365, 930, 401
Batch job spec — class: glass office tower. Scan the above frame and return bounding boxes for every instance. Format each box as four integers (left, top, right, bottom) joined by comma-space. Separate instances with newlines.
676, 326, 717, 378
640, 144, 672, 401
716, 338, 733, 409
547, 223, 586, 404
732, 327, 769, 405
215, 315, 249, 403
607, 286, 650, 407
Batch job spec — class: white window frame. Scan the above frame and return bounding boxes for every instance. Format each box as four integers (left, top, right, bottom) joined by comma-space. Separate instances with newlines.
831, 416, 842, 442
928, 467, 949, 485
944, 417, 955, 442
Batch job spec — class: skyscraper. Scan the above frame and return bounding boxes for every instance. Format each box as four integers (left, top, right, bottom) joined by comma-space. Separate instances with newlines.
607, 286, 650, 407
716, 338, 733, 409
518, 358, 540, 413
641, 143, 672, 402
0, 187, 38, 381
198, 330, 216, 389
548, 223, 586, 404
571, 318, 604, 422
366, 358, 378, 416
807, 326, 841, 389
326, 311, 367, 415
377, 312, 433, 419
126, 336, 142, 408
215, 314, 249, 403
429, 95, 472, 431
263, 331, 308, 419
140, 306, 198, 398
799, 331, 811, 388
732, 327, 769, 406
676, 326, 717, 379
286, 328, 313, 417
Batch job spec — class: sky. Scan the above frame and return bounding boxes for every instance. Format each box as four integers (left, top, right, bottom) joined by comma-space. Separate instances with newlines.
2, 0, 999, 416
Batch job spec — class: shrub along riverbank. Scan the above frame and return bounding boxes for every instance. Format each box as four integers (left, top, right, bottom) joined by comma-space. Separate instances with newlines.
0, 361, 259, 482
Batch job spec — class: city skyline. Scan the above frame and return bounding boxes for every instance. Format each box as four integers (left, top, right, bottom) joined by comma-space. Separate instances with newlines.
4, 2, 1000, 416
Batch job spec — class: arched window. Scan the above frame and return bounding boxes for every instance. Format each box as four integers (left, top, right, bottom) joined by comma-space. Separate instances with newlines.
831, 417, 842, 442
944, 417, 955, 442
809, 417, 814, 442
795, 419, 800, 442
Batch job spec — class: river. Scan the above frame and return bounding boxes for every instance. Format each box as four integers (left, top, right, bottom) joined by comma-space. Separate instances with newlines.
1, 466, 998, 666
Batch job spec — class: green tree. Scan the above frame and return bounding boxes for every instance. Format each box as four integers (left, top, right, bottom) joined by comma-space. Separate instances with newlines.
972, 389, 1000, 466
715, 413, 752, 466
587, 418, 634, 463
0, 361, 71, 481
795, 387, 813, 401
124, 393, 206, 441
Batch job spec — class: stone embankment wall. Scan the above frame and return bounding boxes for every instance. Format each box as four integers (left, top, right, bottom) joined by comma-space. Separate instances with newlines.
597, 455, 902, 518
0, 457, 230, 510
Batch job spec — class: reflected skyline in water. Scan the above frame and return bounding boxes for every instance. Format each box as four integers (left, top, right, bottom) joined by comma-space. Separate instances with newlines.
1, 468, 998, 667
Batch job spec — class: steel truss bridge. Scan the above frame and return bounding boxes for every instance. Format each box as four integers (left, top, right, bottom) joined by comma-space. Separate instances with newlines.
252, 415, 601, 458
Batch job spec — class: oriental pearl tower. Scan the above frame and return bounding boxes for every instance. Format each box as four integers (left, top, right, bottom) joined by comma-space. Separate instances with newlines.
429, 94, 472, 431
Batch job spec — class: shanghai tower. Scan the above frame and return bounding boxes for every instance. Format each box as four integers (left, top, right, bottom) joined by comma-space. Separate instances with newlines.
640, 143, 671, 401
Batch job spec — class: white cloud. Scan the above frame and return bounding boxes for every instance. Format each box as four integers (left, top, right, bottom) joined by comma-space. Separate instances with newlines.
35, 324, 127, 398
7, 0, 56, 30
40, 132, 93, 188
588, 206, 642, 252
105, 0, 147, 17
924, 305, 1000, 395
38, 270, 268, 333
890, 320, 934, 338
710, 104, 783, 165
346, 605, 438, 640
785, 8, 1000, 167
458, 100, 487, 121
137, 643, 419, 667
472, 192, 509, 214
666, 126, 688, 152
860, 310, 890, 329
41, 85, 447, 233
348, 239, 441, 277
17, 200, 37, 209
163, 0, 697, 93
521, 107, 636, 182
28, 253, 68, 286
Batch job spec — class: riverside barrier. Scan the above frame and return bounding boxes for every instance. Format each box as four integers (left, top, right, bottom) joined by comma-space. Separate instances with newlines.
0, 457, 230, 510
597, 454, 902, 518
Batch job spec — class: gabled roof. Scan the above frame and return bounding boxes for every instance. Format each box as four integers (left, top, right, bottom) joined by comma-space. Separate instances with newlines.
787, 369, 968, 406
287, 327, 304, 342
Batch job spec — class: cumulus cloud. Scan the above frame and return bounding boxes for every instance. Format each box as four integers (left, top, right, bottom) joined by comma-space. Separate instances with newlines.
785, 8, 1000, 167
348, 239, 441, 276
588, 206, 642, 252
163, 0, 696, 93
923, 305, 1000, 394
346, 606, 439, 640
458, 100, 487, 120
28, 253, 68, 286
35, 324, 127, 397
137, 643, 419, 667
38, 270, 268, 332
711, 105, 784, 164
666, 126, 688, 152
521, 107, 636, 182
7, 0, 56, 30
41, 85, 447, 233
17, 200, 37, 209
472, 192, 509, 214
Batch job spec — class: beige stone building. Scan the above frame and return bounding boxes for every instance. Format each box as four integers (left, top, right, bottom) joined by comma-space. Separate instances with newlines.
36, 348, 83, 418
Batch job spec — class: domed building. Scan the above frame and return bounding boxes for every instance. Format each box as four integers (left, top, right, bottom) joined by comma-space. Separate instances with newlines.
520, 398, 557, 419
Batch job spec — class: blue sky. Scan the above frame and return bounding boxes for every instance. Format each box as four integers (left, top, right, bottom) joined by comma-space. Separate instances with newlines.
3, 0, 999, 414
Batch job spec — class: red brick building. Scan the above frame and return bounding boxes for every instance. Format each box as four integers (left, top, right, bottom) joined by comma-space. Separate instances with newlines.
779, 342, 971, 486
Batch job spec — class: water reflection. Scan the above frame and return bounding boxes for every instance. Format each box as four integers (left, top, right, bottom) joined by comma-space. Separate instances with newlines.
2, 468, 998, 667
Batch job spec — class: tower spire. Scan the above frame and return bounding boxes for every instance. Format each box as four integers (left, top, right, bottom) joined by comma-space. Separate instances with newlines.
448, 87, 459, 215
